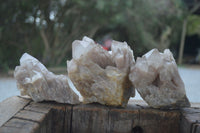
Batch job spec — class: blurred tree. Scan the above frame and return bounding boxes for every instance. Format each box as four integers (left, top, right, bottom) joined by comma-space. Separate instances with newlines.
93, 0, 184, 56
0, 0, 41, 71
187, 15, 200, 36
178, 1, 200, 64
0, 0, 186, 71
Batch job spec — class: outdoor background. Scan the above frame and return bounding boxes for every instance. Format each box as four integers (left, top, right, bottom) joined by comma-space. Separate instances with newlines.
0, 0, 200, 102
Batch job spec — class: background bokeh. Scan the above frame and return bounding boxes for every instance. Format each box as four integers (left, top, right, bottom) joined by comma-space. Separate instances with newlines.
1, 0, 200, 71
1, 0, 200, 103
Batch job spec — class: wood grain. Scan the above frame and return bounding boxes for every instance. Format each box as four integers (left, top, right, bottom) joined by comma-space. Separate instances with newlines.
0, 96, 31, 127
72, 104, 109, 133
108, 105, 140, 133
139, 108, 180, 133
180, 107, 200, 133
1, 96, 200, 133
0, 118, 40, 133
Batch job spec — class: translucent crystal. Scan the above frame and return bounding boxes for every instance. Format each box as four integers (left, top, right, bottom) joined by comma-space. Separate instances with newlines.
67, 36, 135, 107
129, 49, 190, 108
14, 53, 81, 104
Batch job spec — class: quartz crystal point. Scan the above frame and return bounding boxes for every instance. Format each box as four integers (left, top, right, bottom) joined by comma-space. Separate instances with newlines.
67, 36, 135, 107
14, 53, 81, 104
129, 49, 190, 108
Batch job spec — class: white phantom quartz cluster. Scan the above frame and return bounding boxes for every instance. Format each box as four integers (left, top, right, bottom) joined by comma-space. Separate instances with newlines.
14, 53, 81, 104
67, 37, 135, 107
129, 49, 190, 108
14, 36, 190, 108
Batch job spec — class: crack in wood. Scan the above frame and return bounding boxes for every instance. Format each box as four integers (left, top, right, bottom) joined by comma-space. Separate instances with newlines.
13, 116, 40, 124
70, 105, 73, 133
62, 105, 66, 133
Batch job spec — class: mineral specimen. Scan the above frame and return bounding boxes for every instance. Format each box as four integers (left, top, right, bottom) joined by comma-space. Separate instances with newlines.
67, 36, 135, 107
14, 53, 81, 104
129, 49, 190, 108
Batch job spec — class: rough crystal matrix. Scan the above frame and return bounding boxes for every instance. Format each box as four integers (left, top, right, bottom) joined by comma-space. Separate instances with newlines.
14, 37, 191, 109
129, 49, 190, 108
14, 53, 81, 104
67, 36, 135, 107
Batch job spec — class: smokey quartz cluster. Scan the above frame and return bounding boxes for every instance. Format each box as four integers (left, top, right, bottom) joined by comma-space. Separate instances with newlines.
14, 53, 81, 104
67, 37, 135, 107
14, 36, 190, 108
129, 49, 190, 108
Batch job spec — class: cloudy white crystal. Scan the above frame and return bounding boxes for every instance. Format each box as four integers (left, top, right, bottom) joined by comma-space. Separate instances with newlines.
129, 49, 190, 108
67, 36, 135, 107
14, 36, 191, 109
14, 53, 80, 104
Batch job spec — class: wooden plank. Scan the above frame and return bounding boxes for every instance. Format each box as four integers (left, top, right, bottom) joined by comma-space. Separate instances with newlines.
0, 96, 31, 127
191, 123, 200, 133
108, 104, 140, 133
25, 102, 72, 133
184, 113, 200, 123
24, 102, 52, 113
180, 111, 200, 133
0, 118, 40, 133
63, 105, 72, 133
2, 97, 200, 133
72, 104, 109, 133
180, 116, 192, 133
45, 102, 72, 133
24, 102, 53, 133
139, 109, 180, 133
50, 105, 66, 133
181, 107, 200, 114
195, 124, 200, 133
15, 110, 47, 122
14, 109, 52, 133
2, 101, 70, 133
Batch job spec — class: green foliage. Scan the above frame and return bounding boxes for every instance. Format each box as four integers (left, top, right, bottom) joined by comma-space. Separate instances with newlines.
187, 15, 200, 36
0, 0, 186, 71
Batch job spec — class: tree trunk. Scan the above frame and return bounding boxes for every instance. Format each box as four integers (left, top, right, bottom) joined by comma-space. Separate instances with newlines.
39, 29, 51, 65
178, 19, 187, 65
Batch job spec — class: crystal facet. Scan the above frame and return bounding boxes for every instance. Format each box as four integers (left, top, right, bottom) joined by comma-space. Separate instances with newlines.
14, 53, 81, 104
129, 49, 190, 108
67, 36, 135, 107
14, 36, 191, 109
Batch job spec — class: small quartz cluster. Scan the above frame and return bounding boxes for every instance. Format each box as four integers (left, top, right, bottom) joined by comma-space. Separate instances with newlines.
67, 37, 135, 107
14, 53, 81, 104
129, 49, 190, 108
14, 36, 190, 108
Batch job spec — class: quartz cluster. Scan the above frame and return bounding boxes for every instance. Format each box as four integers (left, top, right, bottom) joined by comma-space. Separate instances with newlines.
14, 36, 190, 108
129, 49, 190, 108
14, 53, 81, 104
67, 37, 135, 107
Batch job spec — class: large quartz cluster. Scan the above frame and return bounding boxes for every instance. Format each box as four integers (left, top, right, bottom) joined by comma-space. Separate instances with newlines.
14, 53, 81, 104
129, 49, 190, 108
14, 36, 190, 108
67, 37, 135, 107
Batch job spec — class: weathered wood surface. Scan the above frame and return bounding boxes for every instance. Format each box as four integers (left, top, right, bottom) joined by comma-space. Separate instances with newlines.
0, 96, 200, 133
180, 107, 200, 133
0, 118, 40, 133
109, 105, 140, 133
0, 100, 73, 133
139, 108, 180, 133
72, 104, 109, 133
0, 96, 31, 127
